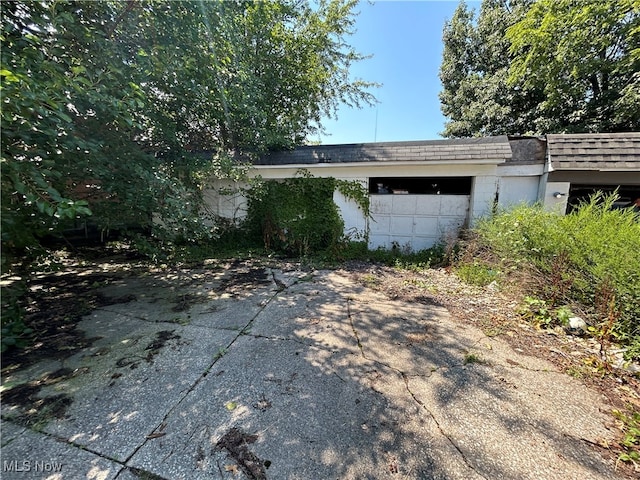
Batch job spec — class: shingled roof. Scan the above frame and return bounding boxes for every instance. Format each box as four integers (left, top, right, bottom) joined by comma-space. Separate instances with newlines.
547, 133, 640, 171
255, 136, 512, 165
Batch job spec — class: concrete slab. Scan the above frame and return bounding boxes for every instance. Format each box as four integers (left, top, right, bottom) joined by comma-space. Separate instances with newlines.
1, 426, 123, 480
1, 266, 625, 480
408, 362, 616, 480
1, 420, 26, 447
34, 310, 241, 462
128, 333, 473, 479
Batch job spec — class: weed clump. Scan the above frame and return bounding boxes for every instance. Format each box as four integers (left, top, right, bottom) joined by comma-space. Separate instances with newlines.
468, 193, 640, 360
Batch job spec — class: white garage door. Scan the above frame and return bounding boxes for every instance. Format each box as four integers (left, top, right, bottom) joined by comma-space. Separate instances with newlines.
368, 194, 469, 251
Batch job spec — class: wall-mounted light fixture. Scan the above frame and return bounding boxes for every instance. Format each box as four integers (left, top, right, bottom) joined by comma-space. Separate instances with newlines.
553, 192, 567, 199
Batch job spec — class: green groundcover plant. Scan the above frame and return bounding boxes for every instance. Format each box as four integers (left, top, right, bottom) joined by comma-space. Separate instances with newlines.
475, 193, 640, 360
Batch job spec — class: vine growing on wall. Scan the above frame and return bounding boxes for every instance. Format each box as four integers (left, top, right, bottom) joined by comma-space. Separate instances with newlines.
336, 178, 370, 218
245, 170, 369, 255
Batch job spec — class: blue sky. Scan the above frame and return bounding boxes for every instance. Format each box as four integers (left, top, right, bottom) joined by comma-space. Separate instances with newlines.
316, 0, 481, 145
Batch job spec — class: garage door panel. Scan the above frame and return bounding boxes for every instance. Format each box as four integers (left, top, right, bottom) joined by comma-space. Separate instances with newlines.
389, 236, 414, 248
368, 234, 389, 250
370, 197, 392, 214
415, 197, 441, 215
440, 196, 469, 216
392, 195, 417, 214
367, 194, 470, 251
369, 215, 390, 234
413, 217, 439, 235
411, 236, 439, 250
390, 216, 415, 234
438, 217, 465, 236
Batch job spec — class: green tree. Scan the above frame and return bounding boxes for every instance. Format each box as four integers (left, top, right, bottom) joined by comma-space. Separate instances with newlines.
439, 0, 541, 137
439, 0, 640, 137
1, 0, 375, 271
507, 0, 640, 133
1, 0, 146, 265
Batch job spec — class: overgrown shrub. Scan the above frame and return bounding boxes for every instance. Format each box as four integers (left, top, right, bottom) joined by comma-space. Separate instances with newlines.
456, 261, 500, 286
1, 281, 32, 353
474, 193, 640, 359
332, 240, 448, 270
245, 175, 346, 256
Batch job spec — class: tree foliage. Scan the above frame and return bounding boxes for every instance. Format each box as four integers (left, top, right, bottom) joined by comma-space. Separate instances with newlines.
246, 174, 346, 256
507, 0, 640, 133
1, 0, 375, 271
439, 0, 640, 137
439, 0, 541, 137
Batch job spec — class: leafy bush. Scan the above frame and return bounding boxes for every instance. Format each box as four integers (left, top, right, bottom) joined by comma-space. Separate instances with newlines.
245, 175, 345, 256
475, 193, 640, 359
333, 241, 448, 270
517, 296, 573, 329
244, 172, 369, 257
456, 261, 500, 286
613, 407, 640, 465
1, 281, 32, 353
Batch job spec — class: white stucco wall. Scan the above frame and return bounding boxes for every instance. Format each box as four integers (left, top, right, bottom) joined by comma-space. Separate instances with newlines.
541, 181, 571, 213
333, 188, 368, 241
469, 175, 499, 224
496, 163, 545, 208
498, 176, 541, 207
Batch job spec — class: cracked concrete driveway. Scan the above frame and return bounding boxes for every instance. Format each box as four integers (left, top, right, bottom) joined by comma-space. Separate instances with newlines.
1, 261, 624, 479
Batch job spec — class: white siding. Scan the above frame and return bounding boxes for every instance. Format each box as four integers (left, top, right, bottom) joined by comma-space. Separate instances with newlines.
202, 180, 248, 225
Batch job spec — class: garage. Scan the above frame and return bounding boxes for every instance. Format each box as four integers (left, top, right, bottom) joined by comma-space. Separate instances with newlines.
368, 176, 471, 250
542, 133, 640, 213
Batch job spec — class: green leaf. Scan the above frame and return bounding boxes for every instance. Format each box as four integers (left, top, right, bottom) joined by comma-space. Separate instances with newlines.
0, 69, 20, 82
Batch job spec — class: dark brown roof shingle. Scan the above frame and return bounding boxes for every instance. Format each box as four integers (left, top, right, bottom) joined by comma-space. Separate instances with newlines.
255, 136, 512, 165
547, 133, 640, 171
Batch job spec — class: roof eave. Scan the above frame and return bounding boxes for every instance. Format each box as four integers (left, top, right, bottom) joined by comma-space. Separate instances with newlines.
251, 158, 508, 169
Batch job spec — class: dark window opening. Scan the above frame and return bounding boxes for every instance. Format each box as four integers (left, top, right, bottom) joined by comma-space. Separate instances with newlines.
370, 177, 472, 195
567, 184, 640, 213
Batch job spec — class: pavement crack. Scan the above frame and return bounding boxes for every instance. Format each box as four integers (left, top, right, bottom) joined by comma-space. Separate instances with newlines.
346, 298, 365, 358
247, 333, 311, 347
97, 307, 188, 326
1, 421, 135, 477
400, 373, 490, 480
347, 298, 489, 480
123, 273, 285, 465
269, 268, 288, 292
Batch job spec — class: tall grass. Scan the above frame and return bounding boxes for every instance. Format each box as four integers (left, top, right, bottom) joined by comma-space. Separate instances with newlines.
475, 193, 640, 359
